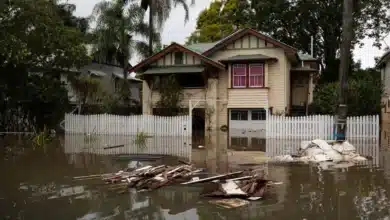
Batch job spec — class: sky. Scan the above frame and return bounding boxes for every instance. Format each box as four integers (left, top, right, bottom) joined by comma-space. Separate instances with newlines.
68, 0, 390, 69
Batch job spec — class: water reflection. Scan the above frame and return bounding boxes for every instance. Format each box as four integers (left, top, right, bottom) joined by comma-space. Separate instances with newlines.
64, 134, 191, 160
2, 133, 390, 219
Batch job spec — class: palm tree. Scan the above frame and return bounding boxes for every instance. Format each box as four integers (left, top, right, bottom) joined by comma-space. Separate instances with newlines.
140, 0, 195, 55
90, 0, 160, 80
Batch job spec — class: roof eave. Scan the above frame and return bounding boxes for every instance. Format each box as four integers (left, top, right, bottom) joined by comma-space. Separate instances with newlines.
128, 43, 225, 73
202, 28, 297, 57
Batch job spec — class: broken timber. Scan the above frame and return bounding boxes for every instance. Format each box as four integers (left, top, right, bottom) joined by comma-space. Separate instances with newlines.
73, 162, 280, 207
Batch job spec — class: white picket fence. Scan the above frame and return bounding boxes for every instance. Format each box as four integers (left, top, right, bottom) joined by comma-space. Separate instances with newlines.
266, 115, 379, 139
64, 134, 191, 159
64, 114, 192, 136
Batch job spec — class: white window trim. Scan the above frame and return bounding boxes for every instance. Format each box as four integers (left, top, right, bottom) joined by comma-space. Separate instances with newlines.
232, 64, 247, 88
248, 64, 264, 88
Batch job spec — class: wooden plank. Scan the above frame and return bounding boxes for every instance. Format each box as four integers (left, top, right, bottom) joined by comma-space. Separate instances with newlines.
181, 171, 243, 185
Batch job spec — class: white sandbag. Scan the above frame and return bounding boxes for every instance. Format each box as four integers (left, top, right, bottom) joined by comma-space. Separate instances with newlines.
298, 156, 310, 162
272, 155, 294, 162
304, 147, 325, 157
311, 154, 331, 162
312, 139, 333, 151
352, 156, 367, 161
324, 149, 343, 162
344, 153, 367, 161
332, 141, 356, 154
300, 141, 312, 151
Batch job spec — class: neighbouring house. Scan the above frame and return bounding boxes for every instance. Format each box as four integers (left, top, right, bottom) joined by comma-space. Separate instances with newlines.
61, 48, 142, 108
129, 28, 320, 134
377, 50, 390, 124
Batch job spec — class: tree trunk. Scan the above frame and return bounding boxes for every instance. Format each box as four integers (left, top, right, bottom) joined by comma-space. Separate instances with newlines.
149, 0, 153, 56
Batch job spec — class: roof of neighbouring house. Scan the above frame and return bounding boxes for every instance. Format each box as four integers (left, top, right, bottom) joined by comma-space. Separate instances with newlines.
298, 52, 318, 61
376, 50, 390, 68
186, 42, 217, 53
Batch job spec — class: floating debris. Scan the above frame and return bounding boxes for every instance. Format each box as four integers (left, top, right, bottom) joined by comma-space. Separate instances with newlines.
73, 161, 278, 208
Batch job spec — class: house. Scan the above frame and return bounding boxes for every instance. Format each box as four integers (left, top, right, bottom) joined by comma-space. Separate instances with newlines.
129, 28, 320, 133
377, 50, 390, 123
61, 48, 142, 107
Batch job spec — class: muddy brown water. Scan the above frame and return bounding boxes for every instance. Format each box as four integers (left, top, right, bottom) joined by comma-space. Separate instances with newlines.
1, 134, 390, 219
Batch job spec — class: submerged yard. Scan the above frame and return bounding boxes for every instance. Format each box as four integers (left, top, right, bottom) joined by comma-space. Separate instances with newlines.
0, 133, 389, 219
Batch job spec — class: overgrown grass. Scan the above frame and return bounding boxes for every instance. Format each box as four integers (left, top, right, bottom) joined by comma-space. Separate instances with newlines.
133, 131, 152, 149
32, 127, 53, 148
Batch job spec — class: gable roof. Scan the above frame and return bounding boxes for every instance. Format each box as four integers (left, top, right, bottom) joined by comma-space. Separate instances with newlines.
376, 50, 390, 68
202, 28, 297, 56
298, 52, 318, 61
128, 42, 225, 73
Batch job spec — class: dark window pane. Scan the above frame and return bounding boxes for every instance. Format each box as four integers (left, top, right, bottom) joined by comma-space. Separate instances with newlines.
231, 110, 248, 120
175, 52, 183, 64
251, 109, 266, 120
231, 137, 248, 147
176, 74, 205, 88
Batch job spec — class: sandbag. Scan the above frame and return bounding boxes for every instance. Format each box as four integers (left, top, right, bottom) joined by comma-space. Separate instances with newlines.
312, 154, 331, 162
311, 139, 333, 151
332, 141, 356, 155
324, 149, 343, 162
304, 147, 325, 157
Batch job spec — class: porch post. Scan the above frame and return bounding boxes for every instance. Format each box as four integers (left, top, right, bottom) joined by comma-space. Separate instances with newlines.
142, 80, 152, 114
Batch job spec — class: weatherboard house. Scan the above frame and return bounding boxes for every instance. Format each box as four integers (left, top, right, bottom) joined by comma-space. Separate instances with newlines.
129, 28, 320, 132
377, 50, 390, 123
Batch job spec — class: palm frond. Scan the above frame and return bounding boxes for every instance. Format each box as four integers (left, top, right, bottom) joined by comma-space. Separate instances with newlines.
90, 0, 161, 65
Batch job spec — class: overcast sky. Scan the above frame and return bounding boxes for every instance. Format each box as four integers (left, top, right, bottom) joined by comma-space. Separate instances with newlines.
68, 0, 390, 68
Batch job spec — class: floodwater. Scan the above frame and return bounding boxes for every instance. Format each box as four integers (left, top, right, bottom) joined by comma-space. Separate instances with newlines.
0, 131, 390, 220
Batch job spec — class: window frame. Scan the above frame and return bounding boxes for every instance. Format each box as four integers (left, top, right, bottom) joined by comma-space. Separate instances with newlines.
248, 64, 265, 88
174, 52, 183, 65
231, 63, 265, 88
230, 110, 248, 121
231, 64, 247, 88
251, 109, 267, 121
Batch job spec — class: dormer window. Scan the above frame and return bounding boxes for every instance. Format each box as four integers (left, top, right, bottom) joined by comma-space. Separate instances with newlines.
174, 52, 183, 64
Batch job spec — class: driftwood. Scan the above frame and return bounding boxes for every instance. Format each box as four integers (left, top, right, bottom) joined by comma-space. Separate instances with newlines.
103, 144, 125, 150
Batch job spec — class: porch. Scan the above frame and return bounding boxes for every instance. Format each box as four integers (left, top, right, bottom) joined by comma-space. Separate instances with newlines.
289, 66, 317, 116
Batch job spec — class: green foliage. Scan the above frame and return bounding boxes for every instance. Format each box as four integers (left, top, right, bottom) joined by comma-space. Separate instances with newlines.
0, 0, 90, 69
155, 75, 184, 114
311, 68, 382, 116
140, 0, 195, 29
90, 0, 160, 65
0, 0, 89, 132
133, 131, 150, 149
32, 127, 53, 148
67, 74, 103, 106
186, 0, 251, 44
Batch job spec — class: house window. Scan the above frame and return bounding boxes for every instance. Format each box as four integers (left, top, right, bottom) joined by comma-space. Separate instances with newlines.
249, 64, 264, 87
231, 137, 249, 147
231, 110, 248, 120
174, 52, 183, 64
232, 64, 247, 88
232, 63, 265, 88
176, 74, 205, 88
251, 109, 267, 120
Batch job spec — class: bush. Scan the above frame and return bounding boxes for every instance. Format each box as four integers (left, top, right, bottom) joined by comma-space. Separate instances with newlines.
311, 75, 382, 116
